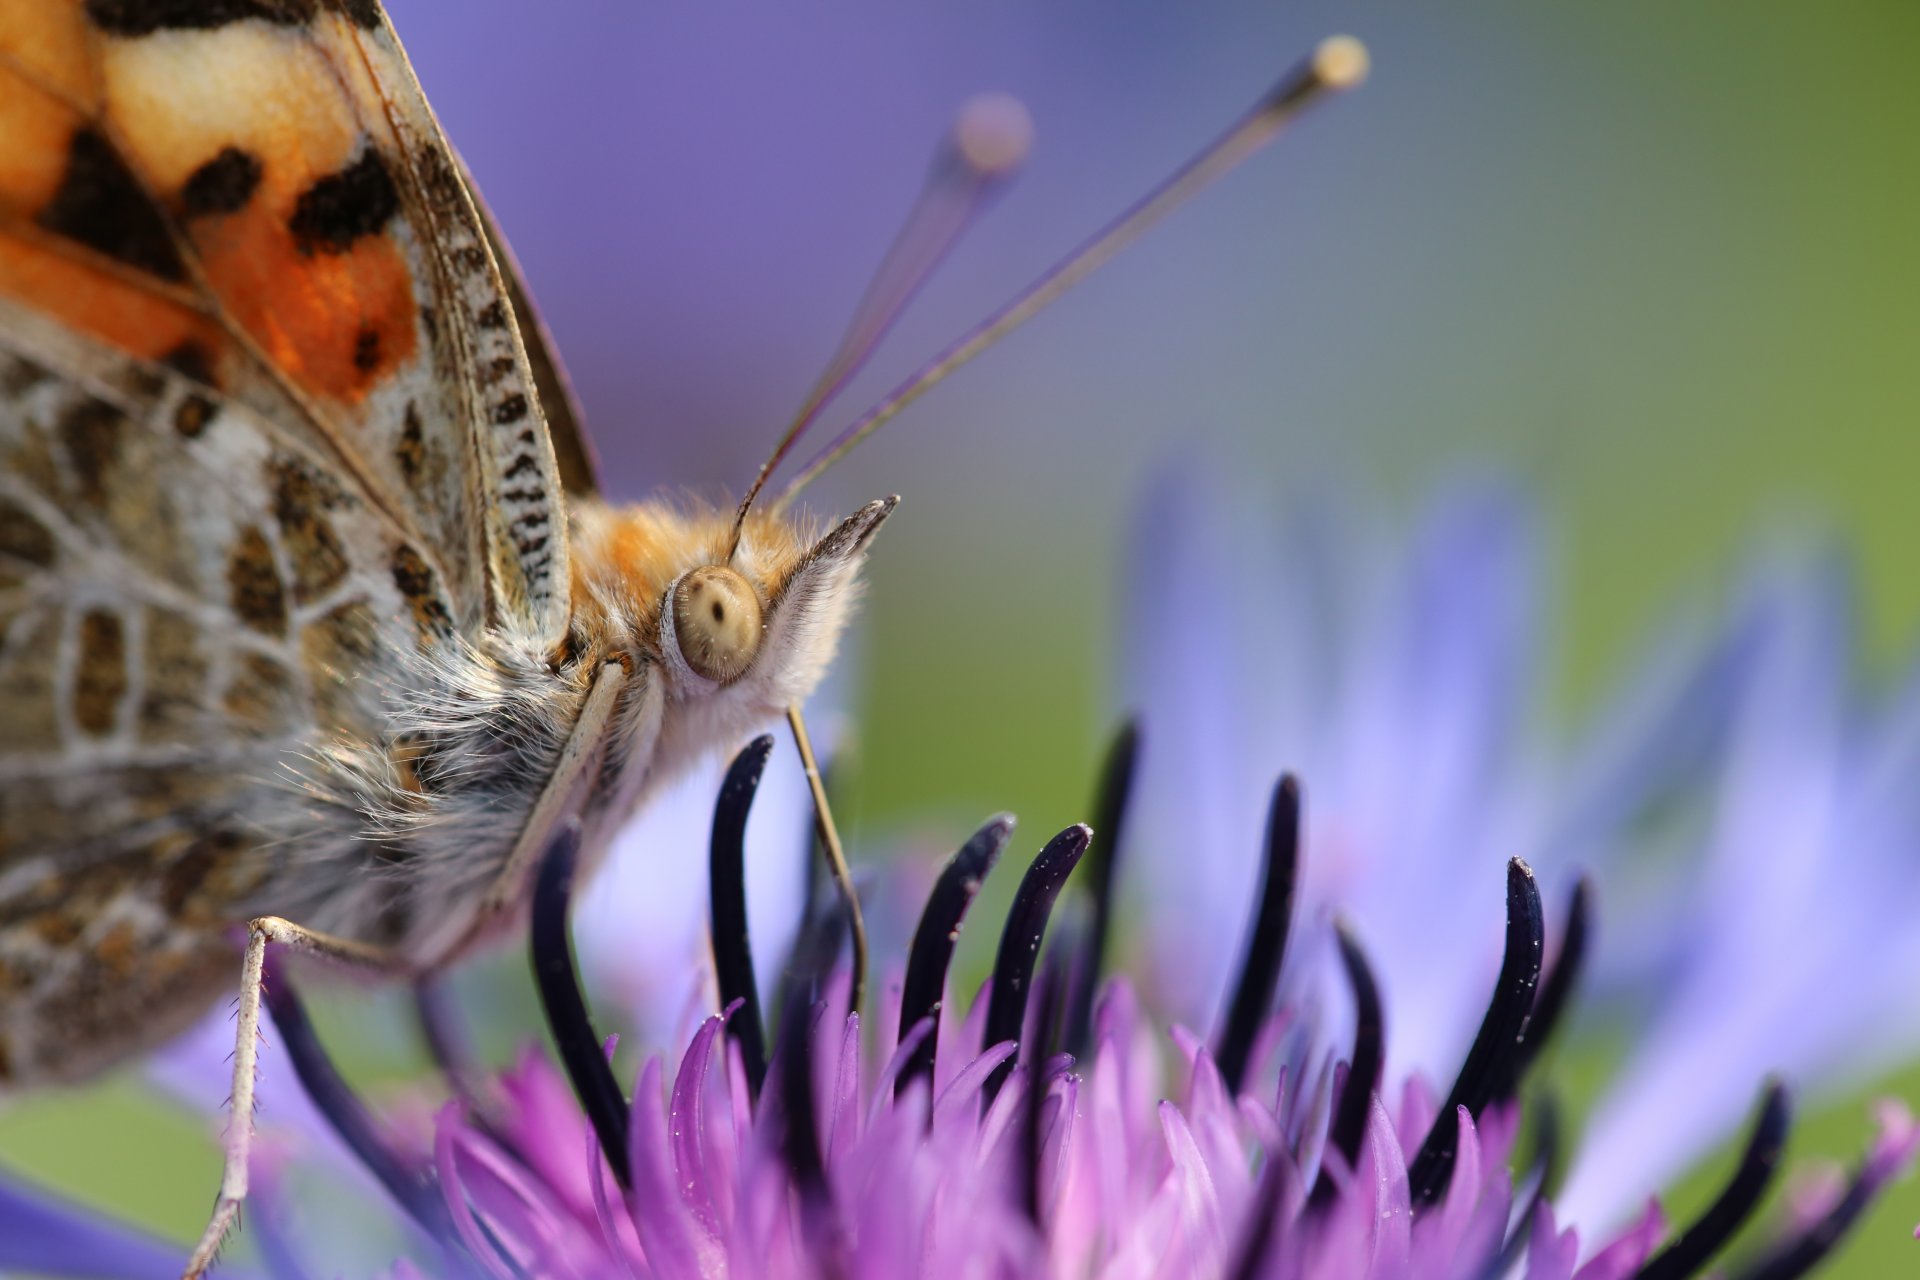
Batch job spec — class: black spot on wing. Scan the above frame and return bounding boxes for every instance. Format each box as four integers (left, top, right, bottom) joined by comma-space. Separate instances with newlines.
391, 544, 453, 638
491, 393, 528, 425
228, 526, 289, 637
395, 403, 425, 489
269, 457, 350, 604
326, 0, 383, 27
353, 326, 381, 373
161, 341, 217, 387
173, 393, 217, 439
288, 148, 399, 255
38, 128, 185, 282
108, 362, 168, 410
509, 510, 551, 562
84, 0, 316, 36
180, 147, 262, 218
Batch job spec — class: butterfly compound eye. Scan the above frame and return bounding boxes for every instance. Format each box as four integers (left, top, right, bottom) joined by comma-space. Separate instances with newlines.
671, 566, 764, 683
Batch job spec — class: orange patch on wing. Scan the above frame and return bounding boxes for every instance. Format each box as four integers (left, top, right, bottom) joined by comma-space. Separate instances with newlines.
0, 229, 220, 364
0, 0, 98, 116
0, 59, 84, 211
92, 20, 420, 406
194, 207, 418, 405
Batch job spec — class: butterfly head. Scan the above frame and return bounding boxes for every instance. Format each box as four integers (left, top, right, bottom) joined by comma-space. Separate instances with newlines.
573, 495, 895, 723
658, 495, 896, 708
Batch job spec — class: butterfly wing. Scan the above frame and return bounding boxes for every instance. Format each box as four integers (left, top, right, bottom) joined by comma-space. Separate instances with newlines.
0, 0, 573, 645
465, 162, 603, 499
0, 284, 467, 1079
0, 0, 576, 1080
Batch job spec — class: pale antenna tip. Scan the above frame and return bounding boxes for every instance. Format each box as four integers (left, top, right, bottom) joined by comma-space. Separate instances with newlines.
954, 92, 1035, 177
1312, 36, 1370, 90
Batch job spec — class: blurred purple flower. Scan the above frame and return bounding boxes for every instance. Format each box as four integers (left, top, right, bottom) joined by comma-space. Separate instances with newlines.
1123, 469, 1920, 1233
7, 478, 1919, 1278
7, 716, 1915, 1278
1560, 558, 1920, 1228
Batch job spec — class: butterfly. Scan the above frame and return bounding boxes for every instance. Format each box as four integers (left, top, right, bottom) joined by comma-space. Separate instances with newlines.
0, 3, 1363, 1271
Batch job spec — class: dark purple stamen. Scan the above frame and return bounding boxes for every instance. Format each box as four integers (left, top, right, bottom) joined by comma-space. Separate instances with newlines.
1497, 877, 1591, 1101
1020, 940, 1072, 1224
710, 734, 776, 1101
1638, 1081, 1792, 1280
778, 1000, 828, 1203
772, 755, 849, 1021
529, 821, 631, 1188
1215, 774, 1302, 1096
413, 979, 476, 1099
896, 815, 1014, 1099
777, 911, 844, 1205
1062, 720, 1140, 1059
1311, 920, 1383, 1208
1730, 1150, 1882, 1280
412, 976, 529, 1172
981, 824, 1091, 1108
1490, 1094, 1563, 1278
1227, 1158, 1289, 1280
1407, 858, 1544, 1208
1033, 902, 1087, 1062
261, 958, 450, 1240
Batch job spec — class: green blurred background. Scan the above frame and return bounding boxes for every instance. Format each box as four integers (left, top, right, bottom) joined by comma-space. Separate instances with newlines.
6, 1, 1918, 1273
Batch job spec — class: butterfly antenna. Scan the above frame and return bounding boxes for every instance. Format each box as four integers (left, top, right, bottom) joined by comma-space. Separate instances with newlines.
727, 94, 1035, 559
773, 36, 1369, 508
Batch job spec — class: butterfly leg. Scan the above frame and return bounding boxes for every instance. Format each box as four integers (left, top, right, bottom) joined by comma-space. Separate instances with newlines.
183, 916, 402, 1280
473, 660, 630, 925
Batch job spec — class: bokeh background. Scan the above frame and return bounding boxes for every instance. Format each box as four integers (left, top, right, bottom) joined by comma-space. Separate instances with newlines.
5, 1, 1918, 1273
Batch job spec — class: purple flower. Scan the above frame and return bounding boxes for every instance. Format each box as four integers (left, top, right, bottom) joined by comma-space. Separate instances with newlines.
7, 710, 1915, 1279
7, 481, 1917, 1279
1123, 470, 1920, 1236
1560, 557, 1920, 1229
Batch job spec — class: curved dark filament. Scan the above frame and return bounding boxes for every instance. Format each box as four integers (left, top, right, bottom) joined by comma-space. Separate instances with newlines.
896, 814, 1015, 1099
1228, 1156, 1292, 1280
778, 1000, 828, 1204
1215, 774, 1302, 1096
1062, 720, 1140, 1060
777, 909, 847, 1207
981, 825, 1091, 1108
710, 734, 776, 1101
1310, 920, 1383, 1208
262, 957, 449, 1240
1498, 876, 1592, 1101
1033, 905, 1085, 1062
1730, 1135, 1882, 1280
1638, 1082, 1792, 1280
529, 821, 631, 1188
1019, 953, 1070, 1225
1407, 858, 1544, 1209
414, 977, 498, 1124
1487, 1093, 1562, 1279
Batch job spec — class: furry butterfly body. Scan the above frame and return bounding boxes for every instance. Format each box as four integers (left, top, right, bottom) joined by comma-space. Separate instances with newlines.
0, 0, 885, 1093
